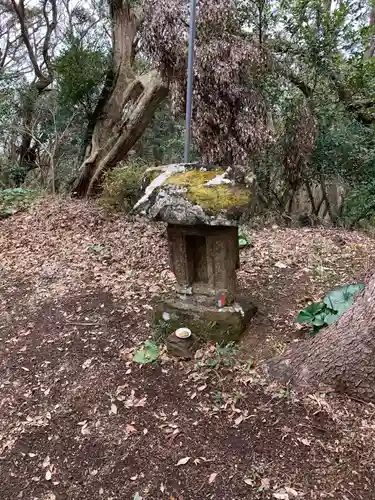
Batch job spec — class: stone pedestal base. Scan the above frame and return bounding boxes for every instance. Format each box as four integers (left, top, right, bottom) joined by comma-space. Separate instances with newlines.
153, 294, 257, 344
165, 333, 198, 359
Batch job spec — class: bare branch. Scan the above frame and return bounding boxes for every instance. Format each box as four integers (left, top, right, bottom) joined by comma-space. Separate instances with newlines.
42, 0, 58, 78
10, 0, 44, 81
269, 37, 375, 123
0, 28, 10, 69
272, 59, 313, 98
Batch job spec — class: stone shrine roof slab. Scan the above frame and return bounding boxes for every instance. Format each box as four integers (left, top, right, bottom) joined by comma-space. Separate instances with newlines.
133, 163, 254, 226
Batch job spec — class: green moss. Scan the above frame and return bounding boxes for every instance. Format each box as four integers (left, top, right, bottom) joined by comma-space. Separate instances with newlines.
167, 169, 221, 186
153, 303, 245, 343
188, 184, 251, 212
165, 169, 251, 213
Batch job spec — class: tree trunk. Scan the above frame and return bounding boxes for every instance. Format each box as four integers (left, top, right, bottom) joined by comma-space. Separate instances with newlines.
264, 274, 375, 401
70, 1, 168, 198
17, 85, 49, 184
363, 5, 375, 62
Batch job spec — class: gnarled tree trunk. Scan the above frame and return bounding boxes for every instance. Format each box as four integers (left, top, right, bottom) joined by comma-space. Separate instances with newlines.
265, 274, 375, 401
70, 0, 168, 198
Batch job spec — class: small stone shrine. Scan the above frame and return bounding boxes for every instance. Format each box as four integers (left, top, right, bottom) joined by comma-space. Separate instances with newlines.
133, 163, 257, 346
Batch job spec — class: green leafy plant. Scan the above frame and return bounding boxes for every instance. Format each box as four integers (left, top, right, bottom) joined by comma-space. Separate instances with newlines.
87, 243, 105, 253
238, 226, 252, 248
100, 160, 149, 213
0, 187, 39, 218
133, 340, 160, 364
342, 178, 375, 228
54, 42, 108, 112
212, 390, 222, 407
151, 319, 171, 344
297, 283, 365, 335
205, 341, 239, 367
0, 160, 29, 187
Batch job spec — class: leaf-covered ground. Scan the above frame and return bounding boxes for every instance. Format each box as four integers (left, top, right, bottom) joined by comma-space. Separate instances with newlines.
1, 198, 375, 500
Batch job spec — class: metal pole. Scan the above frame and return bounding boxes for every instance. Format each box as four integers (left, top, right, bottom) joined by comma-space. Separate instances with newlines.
183, 0, 197, 164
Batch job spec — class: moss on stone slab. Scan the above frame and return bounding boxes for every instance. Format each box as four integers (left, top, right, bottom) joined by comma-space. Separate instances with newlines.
188, 184, 251, 213
152, 294, 256, 343
153, 308, 243, 343
167, 169, 221, 187
165, 169, 251, 214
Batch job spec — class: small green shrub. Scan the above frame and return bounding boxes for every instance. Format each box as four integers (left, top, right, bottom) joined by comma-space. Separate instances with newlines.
100, 160, 149, 213
151, 319, 173, 344
342, 179, 375, 227
0, 187, 40, 218
296, 283, 365, 335
0, 160, 29, 188
204, 341, 239, 367
87, 243, 105, 253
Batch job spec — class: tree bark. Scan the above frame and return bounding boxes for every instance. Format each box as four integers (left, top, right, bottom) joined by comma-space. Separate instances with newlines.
363, 5, 375, 62
72, 70, 168, 197
18, 84, 50, 184
70, 1, 168, 198
264, 274, 375, 401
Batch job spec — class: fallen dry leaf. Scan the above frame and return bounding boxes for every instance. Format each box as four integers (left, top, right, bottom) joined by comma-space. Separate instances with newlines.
208, 472, 218, 484
234, 415, 244, 426
275, 261, 288, 269
135, 397, 147, 407
82, 358, 93, 369
261, 477, 270, 490
298, 437, 311, 446
244, 478, 254, 486
285, 486, 299, 497
81, 423, 90, 436
176, 457, 191, 466
273, 487, 299, 500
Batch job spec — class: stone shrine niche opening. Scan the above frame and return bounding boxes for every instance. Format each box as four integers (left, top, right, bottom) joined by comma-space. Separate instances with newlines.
167, 224, 239, 305
186, 233, 208, 285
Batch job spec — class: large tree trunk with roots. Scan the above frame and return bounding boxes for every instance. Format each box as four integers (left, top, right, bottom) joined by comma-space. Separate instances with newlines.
265, 274, 375, 401
70, 1, 168, 198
